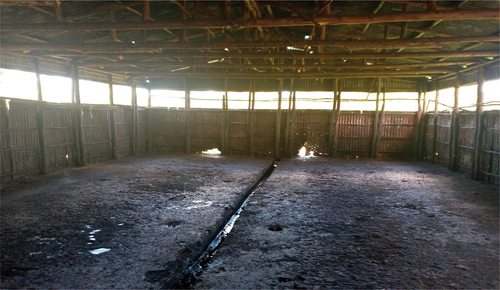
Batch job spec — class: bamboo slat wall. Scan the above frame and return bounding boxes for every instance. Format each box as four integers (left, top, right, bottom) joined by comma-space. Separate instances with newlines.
425, 111, 499, 184
1, 97, 498, 185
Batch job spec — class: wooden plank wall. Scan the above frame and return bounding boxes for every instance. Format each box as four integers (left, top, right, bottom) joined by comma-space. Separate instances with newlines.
425, 111, 499, 184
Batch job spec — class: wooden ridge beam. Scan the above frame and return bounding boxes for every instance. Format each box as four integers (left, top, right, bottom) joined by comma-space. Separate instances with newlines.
2, 9, 498, 31
80, 60, 474, 69
126, 70, 452, 78
3, 36, 498, 51
43, 50, 500, 60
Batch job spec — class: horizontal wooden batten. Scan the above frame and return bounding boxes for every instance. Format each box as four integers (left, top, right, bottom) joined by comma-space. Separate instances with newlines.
1, 10, 498, 31
3, 36, 498, 52
127, 70, 451, 79
41, 51, 500, 60
80, 60, 474, 69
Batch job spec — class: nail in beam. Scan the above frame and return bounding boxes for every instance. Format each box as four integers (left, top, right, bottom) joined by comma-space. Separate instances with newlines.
108, 74, 118, 159
275, 79, 283, 160
431, 80, 440, 163
472, 67, 485, 180
448, 73, 460, 171
34, 59, 47, 174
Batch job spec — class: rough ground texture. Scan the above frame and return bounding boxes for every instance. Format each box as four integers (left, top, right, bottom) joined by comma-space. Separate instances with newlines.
0, 153, 273, 289
194, 157, 499, 289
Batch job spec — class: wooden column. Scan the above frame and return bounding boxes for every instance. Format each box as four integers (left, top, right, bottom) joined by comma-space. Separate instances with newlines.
250, 79, 256, 156
285, 79, 294, 157
220, 78, 228, 155
418, 83, 428, 159
290, 89, 298, 157
448, 73, 460, 171
72, 65, 85, 166
332, 79, 342, 158
431, 80, 440, 163
414, 83, 423, 158
147, 85, 153, 152
184, 78, 191, 154
472, 67, 485, 180
275, 79, 283, 160
328, 79, 337, 157
34, 59, 47, 174
375, 87, 386, 158
371, 77, 382, 157
247, 79, 253, 154
2, 100, 15, 178
108, 74, 118, 159
131, 78, 138, 155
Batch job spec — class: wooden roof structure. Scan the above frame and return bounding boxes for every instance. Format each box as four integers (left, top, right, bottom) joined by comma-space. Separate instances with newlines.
1, 0, 499, 91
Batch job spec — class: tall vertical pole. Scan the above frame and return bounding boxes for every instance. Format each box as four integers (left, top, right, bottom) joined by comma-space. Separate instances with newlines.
375, 87, 386, 158
285, 79, 294, 157
275, 79, 283, 160
73, 65, 85, 166
431, 80, 440, 163
250, 79, 256, 156
184, 78, 191, 153
414, 83, 423, 158
328, 79, 337, 157
419, 82, 428, 159
131, 77, 138, 155
449, 73, 460, 171
472, 67, 485, 180
371, 77, 381, 157
289, 87, 297, 157
332, 79, 342, 158
108, 74, 118, 159
34, 59, 47, 174
221, 78, 228, 155
147, 83, 153, 152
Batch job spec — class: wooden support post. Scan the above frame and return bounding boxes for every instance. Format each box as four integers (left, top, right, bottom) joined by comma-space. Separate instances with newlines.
375, 87, 386, 158
371, 77, 382, 157
431, 80, 440, 163
419, 83, 428, 159
414, 83, 423, 158
72, 65, 85, 166
247, 79, 252, 154
285, 79, 294, 157
250, 79, 256, 156
147, 85, 153, 152
108, 74, 118, 159
449, 73, 460, 171
472, 67, 485, 180
289, 89, 297, 157
332, 79, 342, 158
328, 79, 337, 157
2, 100, 15, 178
275, 79, 283, 160
184, 78, 191, 153
221, 78, 228, 155
131, 78, 138, 155
34, 59, 47, 173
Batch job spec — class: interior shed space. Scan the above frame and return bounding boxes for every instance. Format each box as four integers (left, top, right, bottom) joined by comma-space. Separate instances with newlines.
0, 0, 499, 289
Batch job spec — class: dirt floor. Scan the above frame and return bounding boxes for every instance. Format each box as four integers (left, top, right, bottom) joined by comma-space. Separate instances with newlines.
193, 157, 499, 289
0, 153, 273, 289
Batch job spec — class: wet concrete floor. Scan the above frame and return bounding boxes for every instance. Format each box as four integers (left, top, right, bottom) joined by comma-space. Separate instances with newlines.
193, 157, 499, 289
0, 154, 273, 289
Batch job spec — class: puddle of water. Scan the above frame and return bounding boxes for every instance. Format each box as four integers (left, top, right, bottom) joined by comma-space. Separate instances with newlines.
89, 248, 111, 255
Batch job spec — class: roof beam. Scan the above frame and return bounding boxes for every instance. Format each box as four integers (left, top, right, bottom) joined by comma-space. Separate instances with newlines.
125, 70, 453, 79
3, 36, 497, 51
79, 60, 475, 69
39, 50, 500, 60
2, 9, 498, 31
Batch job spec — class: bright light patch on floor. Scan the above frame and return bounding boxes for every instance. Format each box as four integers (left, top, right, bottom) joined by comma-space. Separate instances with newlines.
202, 148, 221, 155
298, 146, 315, 157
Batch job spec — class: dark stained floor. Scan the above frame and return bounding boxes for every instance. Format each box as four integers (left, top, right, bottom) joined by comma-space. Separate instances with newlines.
0, 154, 273, 289
193, 158, 499, 289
